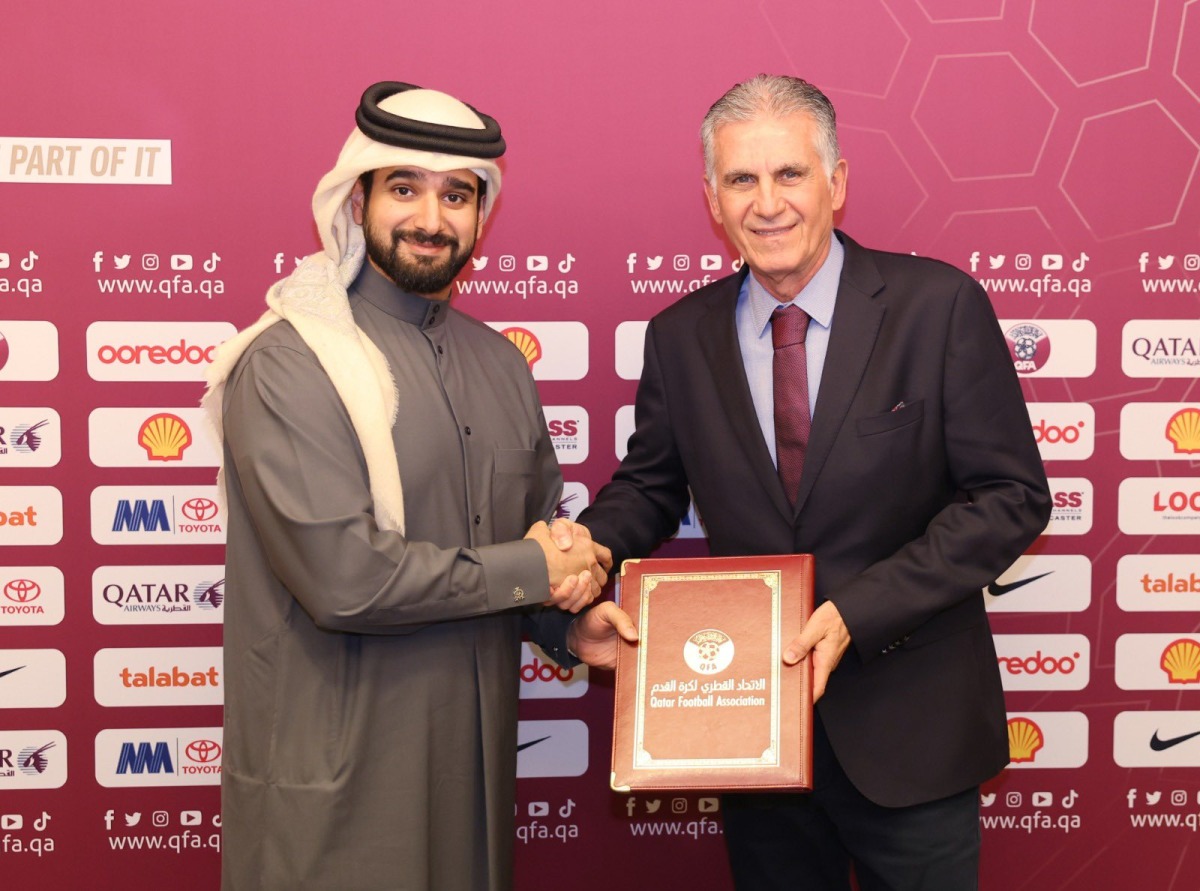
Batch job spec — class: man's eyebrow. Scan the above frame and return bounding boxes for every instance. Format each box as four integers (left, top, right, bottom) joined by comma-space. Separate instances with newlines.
381, 168, 477, 195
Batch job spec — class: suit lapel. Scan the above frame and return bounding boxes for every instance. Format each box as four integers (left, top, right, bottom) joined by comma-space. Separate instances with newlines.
794, 234, 886, 514
697, 272, 796, 523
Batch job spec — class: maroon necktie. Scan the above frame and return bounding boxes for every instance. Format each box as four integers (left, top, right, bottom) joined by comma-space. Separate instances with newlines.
771, 305, 811, 508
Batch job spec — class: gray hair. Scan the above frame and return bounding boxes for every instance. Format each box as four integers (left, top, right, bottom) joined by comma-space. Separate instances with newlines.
701, 74, 840, 183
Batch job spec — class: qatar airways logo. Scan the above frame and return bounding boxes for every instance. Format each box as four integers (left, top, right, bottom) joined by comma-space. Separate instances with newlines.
95, 727, 223, 787
0, 407, 60, 467
1000, 319, 1096, 378
1045, 478, 1093, 535
519, 642, 588, 700
1122, 321, 1200, 378
994, 635, 1090, 691
1119, 478, 1200, 535
1027, 403, 1094, 461
90, 486, 224, 545
86, 321, 235, 381
0, 730, 68, 789
92, 565, 226, 626
544, 406, 589, 465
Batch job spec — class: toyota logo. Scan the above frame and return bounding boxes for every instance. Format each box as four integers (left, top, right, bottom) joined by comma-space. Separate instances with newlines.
186, 739, 222, 763
182, 498, 219, 521
4, 579, 41, 603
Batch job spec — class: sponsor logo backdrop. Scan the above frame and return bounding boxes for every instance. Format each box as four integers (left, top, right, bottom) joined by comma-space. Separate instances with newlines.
4, 0, 1200, 887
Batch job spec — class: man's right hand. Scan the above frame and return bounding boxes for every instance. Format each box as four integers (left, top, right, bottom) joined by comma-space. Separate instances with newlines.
525, 520, 611, 612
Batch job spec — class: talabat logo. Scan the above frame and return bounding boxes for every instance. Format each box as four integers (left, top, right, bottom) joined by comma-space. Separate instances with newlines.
994, 635, 1090, 691
1114, 711, 1200, 767
1116, 555, 1200, 612
93, 647, 223, 707
90, 486, 224, 545
1027, 403, 1094, 461
1115, 634, 1200, 690
488, 321, 588, 381
86, 321, 235, 382
1003, 712, 1088, 769
92, 565, 226, 625
518, 642, 588, 700
0, 487, 63, 546
999, 319, 1095, 378
1045, 478, 1092, 534
0, 321, 59, 381
95, 728, 223, 787
1122, 321, 1200, 378
1118, 478, 1200, 535
0, 731, 67, 789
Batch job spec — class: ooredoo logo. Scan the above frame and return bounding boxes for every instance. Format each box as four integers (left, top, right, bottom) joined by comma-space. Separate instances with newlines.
86, 321, 235, 382
1027, 403, 1095, 461
994, 635, 1090, 691
518, 643, 588, 699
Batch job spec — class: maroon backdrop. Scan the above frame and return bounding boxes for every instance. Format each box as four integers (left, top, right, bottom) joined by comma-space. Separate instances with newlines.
3, 1, 1199, 888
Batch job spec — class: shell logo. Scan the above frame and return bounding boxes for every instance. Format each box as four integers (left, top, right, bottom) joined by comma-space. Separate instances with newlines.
502, 327, 542, 368
1007, 717, 1044, 763
1160, 638, 1200, 684
139, 412, 192, 461
1166, 408, 1200, 454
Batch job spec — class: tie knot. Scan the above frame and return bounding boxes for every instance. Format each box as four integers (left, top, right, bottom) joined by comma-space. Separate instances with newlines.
771, 304, 810, 349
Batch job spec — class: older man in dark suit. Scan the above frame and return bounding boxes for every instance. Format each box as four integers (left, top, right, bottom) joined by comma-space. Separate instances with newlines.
577, 74, 1050, 890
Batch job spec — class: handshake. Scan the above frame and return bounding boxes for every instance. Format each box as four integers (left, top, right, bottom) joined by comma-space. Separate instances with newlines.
525, 518, 612, 612
524, 518, 636, 670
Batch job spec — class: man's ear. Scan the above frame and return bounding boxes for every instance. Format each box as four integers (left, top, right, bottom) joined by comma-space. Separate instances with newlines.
350, 179, 366, 226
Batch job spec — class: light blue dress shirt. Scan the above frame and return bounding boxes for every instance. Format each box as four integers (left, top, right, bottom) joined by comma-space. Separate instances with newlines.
735, 234, 844, 468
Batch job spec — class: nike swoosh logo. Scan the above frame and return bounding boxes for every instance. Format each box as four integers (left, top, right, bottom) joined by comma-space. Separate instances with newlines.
0, 666, 25, 680
517, 735, 551, 752
1150, 730, 1200, 751
987, 571, 1052, 596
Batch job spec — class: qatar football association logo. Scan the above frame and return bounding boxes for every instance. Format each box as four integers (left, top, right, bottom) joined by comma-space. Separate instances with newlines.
1007, 323, 1051, 375
684, 629, 735, 674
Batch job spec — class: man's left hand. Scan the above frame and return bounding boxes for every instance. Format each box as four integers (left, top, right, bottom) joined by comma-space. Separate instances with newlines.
783, 601, 851, 703
567, 602, 638, 670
